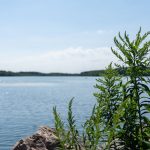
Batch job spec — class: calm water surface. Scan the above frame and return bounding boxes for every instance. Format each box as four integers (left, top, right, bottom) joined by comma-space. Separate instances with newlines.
0, 77, 98, 150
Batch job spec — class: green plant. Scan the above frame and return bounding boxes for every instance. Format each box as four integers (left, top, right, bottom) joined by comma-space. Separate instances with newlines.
94, 63, 122, 127
83, 105, 103, 150
111, 28, 150, 149
53, 28, 150, 150
53, 106, 66, 149
53, 99, 81, 150
83, 63, 122, 150
67, 99, 81, 149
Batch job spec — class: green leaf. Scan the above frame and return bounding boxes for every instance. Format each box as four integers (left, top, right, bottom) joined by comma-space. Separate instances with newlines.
142, 141, 150, 150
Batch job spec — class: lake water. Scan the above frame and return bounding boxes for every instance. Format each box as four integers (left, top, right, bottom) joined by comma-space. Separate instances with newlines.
0, 77, 98, 150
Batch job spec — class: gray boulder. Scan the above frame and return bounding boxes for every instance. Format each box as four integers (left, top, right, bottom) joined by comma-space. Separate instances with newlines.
12, 126, 60, 150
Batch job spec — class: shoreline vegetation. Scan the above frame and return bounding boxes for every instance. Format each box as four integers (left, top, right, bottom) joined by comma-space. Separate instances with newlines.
51, 28, 150, 149
0, 70, 104, 76
0, 70, 103, 76
13, 28, 150, 150
1, 67, 150, 77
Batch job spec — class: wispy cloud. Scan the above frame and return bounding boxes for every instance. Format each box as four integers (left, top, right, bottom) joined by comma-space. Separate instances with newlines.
97, 30, 105, 35
0, 47, 117, 73
97, 29, 114, 35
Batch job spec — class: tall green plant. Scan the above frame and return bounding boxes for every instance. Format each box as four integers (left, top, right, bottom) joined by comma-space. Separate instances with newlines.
83, 63, 122, 150
53, 99, 81, 150
94, 63, 122, 127
53, 106, 66, 149
111, 28, 150, 149
67, 99, 81, 149
53, 28, 150, 150
95, 63, 122, 149
83, 105, 103, 150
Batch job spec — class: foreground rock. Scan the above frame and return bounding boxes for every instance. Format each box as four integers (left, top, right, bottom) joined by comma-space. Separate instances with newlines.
13, 126, 103, 150
13, 126, 60, 150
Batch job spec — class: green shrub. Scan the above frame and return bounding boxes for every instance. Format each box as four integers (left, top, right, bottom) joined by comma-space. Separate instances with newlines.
53, 28, 150, 150
111, 28, 150, 149
53, 98, 81, 150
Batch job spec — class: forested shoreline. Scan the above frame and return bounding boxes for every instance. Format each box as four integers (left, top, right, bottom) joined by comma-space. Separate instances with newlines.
0, 67, 150, 76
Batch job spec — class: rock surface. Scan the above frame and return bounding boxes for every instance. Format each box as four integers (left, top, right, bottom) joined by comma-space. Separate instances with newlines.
12, 126, 60, 150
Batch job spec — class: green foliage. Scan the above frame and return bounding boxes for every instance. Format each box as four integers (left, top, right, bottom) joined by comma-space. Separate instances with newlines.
94, 63, 122, 149
53, 99, 81, 150
111, 28, 150, 149
53, 28, 150, 150
83, 105, 103, 150
67, 99, 81, 149
53, 106, 66, 149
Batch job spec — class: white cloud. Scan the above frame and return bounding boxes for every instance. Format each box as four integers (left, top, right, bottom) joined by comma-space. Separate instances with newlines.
0, 47, 117, 73
97, 29, 114, 35
97, 30, 105, 35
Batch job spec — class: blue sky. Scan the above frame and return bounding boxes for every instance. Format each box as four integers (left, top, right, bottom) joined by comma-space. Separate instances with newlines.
0, 0, 149, 73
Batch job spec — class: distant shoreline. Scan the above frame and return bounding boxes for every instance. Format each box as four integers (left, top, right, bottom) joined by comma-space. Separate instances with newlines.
0, 70, 104, 77
0, 68, 150, 76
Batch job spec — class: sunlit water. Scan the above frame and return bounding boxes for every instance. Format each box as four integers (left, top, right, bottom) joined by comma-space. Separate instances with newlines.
0, 77, 98, 150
